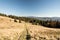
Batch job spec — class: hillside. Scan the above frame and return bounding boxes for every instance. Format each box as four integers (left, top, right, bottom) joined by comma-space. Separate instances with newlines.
0, 16, 60, 40
0, 16, 27, 40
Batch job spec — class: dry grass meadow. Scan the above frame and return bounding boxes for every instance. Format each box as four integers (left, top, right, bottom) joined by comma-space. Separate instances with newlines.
0, 16, 60, 40
0, 16, 27, 40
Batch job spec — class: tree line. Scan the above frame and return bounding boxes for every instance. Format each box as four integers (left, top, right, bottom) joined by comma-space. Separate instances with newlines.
0, 13, 60, 28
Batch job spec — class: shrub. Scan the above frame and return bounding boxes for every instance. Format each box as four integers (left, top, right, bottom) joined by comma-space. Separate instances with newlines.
19, 20, 21, 23
14, 19, 17, 22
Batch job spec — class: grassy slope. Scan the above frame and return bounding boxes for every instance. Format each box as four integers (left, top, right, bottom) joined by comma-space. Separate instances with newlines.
0, 16, 60, 40
26, 23, 60, 40
0, 16, 27, 40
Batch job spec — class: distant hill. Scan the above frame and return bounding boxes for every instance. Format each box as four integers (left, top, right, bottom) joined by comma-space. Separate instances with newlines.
28, 17, 60, 21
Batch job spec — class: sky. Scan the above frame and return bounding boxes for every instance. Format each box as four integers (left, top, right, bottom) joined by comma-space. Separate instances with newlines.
0, 0, 60, 17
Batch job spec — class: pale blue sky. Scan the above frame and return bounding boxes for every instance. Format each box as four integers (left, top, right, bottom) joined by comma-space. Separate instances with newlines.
0, 0, 60, 17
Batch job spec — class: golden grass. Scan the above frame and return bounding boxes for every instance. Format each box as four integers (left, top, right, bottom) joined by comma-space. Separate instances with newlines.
26, 23, 60, 40
0, 16, 60, 40
0, 16, 27, 40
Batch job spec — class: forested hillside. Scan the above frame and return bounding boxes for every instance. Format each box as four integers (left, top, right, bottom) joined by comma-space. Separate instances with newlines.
0, 13, 60, 28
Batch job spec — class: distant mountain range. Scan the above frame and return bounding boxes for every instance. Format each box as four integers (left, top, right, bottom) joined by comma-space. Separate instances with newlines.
28, 17, 60, 21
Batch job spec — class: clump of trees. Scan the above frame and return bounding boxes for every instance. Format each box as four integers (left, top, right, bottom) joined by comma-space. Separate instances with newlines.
0, 13, 60, 28
0, 13, 7, 17
8, 15, 19, 19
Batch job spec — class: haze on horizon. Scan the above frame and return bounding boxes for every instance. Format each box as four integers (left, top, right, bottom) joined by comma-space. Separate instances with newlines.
0, 0, 60, 17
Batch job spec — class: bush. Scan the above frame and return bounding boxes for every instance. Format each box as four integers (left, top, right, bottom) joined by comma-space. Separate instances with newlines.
14, 19, 17, 22
19, 20, 21, 23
